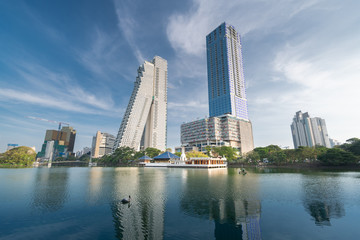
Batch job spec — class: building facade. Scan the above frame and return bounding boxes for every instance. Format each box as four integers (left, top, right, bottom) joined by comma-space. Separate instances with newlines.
181, 114, 254, 154
37, 126, 76, 159
91, 131, 115, 158
113, 56, 167, 151
291, 111, 331, 149
206, 22, 248, 120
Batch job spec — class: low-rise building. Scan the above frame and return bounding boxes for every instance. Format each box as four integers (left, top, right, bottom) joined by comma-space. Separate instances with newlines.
180, 114, 254, 155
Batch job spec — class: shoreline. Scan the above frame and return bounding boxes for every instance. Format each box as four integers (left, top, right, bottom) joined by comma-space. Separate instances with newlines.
228, 163, 360, 171
2, 162, 360, 171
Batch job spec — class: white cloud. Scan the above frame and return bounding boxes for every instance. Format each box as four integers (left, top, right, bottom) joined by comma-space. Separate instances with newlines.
113, 0, 145, 63
166, 0, 321, 56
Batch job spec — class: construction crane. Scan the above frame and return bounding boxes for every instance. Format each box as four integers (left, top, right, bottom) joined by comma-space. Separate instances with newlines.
27, 116, 70, 131
27, 116, 70, 164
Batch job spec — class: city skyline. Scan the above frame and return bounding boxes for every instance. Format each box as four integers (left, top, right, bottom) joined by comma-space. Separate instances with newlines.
0, 0, 359, 153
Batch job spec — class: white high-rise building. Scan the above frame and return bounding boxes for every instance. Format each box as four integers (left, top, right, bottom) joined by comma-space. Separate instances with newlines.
291, 111, 331, 149
91, 131, 115, 158
113, 56, 167, 151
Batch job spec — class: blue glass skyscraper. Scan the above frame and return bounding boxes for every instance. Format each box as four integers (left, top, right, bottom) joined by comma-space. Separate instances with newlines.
206, 22, 249, 120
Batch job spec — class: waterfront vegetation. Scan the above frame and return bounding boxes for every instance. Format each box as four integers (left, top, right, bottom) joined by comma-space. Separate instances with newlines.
0, 146, 36, 167
91, 137, 360, 168
2, 138, 359, 168
244, 138, 360, 167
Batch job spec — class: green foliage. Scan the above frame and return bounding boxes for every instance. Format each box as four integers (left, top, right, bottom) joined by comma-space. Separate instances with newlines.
268, 151, 287, 165
134, 151, 145, 160
245, 150, 260, 163
79, 154, 90, 162
318, 148, 358, 166
66, 155, 76, 161
97, 146, 135, 165
145, 147, 161, 158
186, 150, 208, 158
211, 146, 238, 162
342, 138, 360, 156
174, 152, 182, 157
204, 146, 212, 156
0, 146, 36, 166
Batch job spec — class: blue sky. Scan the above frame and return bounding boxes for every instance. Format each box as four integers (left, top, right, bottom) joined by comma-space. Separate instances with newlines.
0, 0, 359, 153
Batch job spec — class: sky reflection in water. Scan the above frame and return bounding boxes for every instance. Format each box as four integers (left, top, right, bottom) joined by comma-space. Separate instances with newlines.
0, 167, 359, 239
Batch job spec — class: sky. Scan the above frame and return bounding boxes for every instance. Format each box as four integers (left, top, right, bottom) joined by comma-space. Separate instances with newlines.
0, 0, 359, 153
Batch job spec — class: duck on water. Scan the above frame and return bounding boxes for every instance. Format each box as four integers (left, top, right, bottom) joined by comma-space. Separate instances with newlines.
121, 195, 131, 204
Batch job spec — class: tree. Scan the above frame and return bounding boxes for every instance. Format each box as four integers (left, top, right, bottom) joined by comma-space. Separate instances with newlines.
66, 155, 76, 161
205, 146, 212, 156
79, 154, 90, 162
268, 151, 287, 165
186, 150, 208, 158
318, 148, 358, 166
253, 147, 269, 160
345, 138, 360, 156
145, 147, 161, 158
112, 146, 136, 163
174, 152, 182, 157
212, 146, 238, 162
245, 150, 260, 163
134, 150, 145, 160
0, 146, 36, 166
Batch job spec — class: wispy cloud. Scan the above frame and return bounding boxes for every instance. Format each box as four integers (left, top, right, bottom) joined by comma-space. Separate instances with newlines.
113, 0, 145, 63
166, 0, 321, 56
75, 28, 133, 82
0, 88, 101, 114
1, 60, 122, 116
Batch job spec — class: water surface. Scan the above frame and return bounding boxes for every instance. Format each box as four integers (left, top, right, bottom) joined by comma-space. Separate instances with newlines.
0, 167, 359, 239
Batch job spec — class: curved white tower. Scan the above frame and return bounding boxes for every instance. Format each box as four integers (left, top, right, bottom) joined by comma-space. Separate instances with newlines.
113, 56, 168, 151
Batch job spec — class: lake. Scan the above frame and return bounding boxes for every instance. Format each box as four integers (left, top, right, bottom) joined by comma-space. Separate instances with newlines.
0, 167, 359, 239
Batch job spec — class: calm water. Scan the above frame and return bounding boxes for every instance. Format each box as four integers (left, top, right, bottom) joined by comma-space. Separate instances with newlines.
1, 167, 360, 240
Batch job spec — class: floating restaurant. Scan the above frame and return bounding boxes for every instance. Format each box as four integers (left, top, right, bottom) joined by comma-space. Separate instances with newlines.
139, 151, 227, 168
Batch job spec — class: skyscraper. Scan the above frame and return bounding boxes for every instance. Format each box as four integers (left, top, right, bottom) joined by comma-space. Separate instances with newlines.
291, 111, 331, 149
113, 56, 167, 151
206, 22, 248, 120
179, 23, 254, 154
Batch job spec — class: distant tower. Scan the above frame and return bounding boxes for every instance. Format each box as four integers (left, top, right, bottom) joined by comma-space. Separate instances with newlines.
206, 22, 249, 120
91, 131, 115, 158
291, 111, 331, 148
37, 126, 76, 158
113, 56, 167, 151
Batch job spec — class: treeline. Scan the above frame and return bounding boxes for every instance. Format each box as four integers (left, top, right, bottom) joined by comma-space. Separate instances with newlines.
93, 147, 164, 165
91, 137, 360, 167
0, 146, 36, 167
245, 138, 360, 166
93, 146, 240, 165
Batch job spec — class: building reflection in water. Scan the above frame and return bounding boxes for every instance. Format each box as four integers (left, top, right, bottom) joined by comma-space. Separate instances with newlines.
111, 168, 166, 239
31, 168, 69, 211
180, 168, 262, 240
302, 174, 345, 226
87, 167, 104, 204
